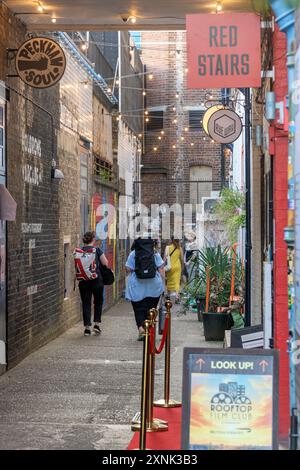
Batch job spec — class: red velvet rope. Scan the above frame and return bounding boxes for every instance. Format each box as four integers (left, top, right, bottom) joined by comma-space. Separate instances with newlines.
154, 316, 169, 355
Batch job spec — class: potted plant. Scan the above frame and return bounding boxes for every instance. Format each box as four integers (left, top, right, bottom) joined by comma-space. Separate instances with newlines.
180, 252, 206, 321
214, 187, 246, 245
199, 245, 243, 341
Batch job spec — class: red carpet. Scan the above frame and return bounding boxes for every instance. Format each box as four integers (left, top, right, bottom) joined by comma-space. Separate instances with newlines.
127, 407, 182, 450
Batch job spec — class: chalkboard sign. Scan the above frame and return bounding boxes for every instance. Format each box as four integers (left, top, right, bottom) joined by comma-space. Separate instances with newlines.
181, 348, 279, 450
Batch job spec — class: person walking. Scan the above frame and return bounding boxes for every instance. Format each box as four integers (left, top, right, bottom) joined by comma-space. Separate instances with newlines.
74, 231, 109, 336
164, 237, 184, 302
125, 238, 165, 341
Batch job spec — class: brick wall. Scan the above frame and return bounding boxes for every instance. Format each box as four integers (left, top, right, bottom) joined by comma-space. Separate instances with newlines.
0, 2, 66, 367
140, 31, 224, 211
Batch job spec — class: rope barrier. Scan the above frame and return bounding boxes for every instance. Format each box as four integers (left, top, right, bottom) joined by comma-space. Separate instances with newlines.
152, 316, 169, 355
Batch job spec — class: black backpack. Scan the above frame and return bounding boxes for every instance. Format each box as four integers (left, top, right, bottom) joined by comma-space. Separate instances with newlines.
134, 239, 157, 279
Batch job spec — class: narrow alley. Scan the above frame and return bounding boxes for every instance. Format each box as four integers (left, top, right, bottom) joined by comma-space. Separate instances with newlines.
0, 302, 211, 450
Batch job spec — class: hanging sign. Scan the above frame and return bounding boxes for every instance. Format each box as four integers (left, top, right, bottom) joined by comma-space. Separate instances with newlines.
181, 348, 279, 450
15, 37, 66, 89
203, 107, 243, 144
187, 13, 261, 89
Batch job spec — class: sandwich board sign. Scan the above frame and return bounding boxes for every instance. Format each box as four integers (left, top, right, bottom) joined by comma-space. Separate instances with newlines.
181, 348, 279, 450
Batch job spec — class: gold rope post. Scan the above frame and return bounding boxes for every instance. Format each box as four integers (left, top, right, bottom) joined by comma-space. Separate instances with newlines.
154, 299, 181, 408
132, 308, 168, 432
139, 319, 151, 450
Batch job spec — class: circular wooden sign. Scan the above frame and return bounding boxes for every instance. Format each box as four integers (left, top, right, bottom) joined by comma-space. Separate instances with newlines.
207, 108, 243, 144
16, 37, 66, 89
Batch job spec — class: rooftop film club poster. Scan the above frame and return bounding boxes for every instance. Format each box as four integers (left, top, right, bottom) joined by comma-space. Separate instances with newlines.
185, 352, 277, 450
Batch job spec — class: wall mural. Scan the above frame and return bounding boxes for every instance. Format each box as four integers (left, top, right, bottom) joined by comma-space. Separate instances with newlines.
91, 191, 117, 302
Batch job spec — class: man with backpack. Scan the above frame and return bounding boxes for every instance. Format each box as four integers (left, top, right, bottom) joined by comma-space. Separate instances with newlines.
74, 231, 109, 336
125, 238, 165, 341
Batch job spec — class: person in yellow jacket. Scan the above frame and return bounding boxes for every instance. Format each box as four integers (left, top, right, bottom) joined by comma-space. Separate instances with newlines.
164, 238, 184, 302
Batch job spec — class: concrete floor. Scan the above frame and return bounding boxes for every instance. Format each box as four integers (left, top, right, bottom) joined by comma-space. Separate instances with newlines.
0, 300, 219, 450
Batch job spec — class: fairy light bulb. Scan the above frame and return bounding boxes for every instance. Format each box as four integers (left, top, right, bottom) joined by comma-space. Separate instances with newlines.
172, 144, 177, 149
181, 136, 185, 141
142, 91, 146, 96
116, 79, 120, 85
149, 74, 153, 80
158, 136, 162, 141
107, 87, 112, 93
185, 68, 189, 74
153, 146, 158, 152
145, 117, 149, 122
216, 1, 223, 13
138, 133, 142, 138
51, 17, 57, 23
173, 119, 177, 124
184, 127, 189, 132
191, 143, 195, 147
161, 130, 165, 135
37, 2, 44, 12
145, 110, 149, 115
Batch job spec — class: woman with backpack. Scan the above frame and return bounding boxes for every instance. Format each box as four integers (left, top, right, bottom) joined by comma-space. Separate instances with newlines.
164, 237, 184, 303
125, 238, 165, 341
75, 231, 109, 336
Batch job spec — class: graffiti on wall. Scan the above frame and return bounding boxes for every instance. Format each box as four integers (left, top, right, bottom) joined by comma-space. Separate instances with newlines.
91, 192, 117, 301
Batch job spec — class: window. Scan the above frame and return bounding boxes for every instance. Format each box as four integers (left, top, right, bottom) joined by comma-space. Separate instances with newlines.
190, 166, 212, 206
146, 111, 164, 132
94, 154, 113, 182
189, 110, 205, 131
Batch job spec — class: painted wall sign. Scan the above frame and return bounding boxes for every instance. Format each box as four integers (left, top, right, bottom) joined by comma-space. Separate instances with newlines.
205, 107, 243, 144
187, 13, 261, 89
181, 348, 279, 450
15, 37, 66, 89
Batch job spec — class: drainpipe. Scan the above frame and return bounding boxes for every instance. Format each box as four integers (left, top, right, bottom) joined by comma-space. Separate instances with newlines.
269, 0, 297, 450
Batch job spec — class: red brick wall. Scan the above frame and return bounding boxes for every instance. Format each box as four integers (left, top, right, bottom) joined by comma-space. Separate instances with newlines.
141, 31, 225, 208
272, 25, 290, 440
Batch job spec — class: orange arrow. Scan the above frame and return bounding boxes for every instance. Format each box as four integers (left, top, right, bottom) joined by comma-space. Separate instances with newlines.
259, 360, 269, 372
196, 358, 206, 370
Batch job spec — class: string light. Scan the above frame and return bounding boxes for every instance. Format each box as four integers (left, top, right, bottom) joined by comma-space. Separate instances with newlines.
180, 136, 185, 141
161, 130, 165, 135
138, 133, 142, 138
172, 144, 177, 149
116, 79, 120, 85
153, 146, 158, 151
158, 136, 162, 140
107, 87, 112, 93
145, 117, 149, 122
190, 143, 195, 147
216, 1, 223, 13
81, 43, 88, 51
130, 16, 137, 24
145, 111, 149, 115
36, 1, 44, 12
142, 91, 146, 96
173, 119, 177, 124
175, 92, 179, 99
185, 68, 189, 74
172, 107, 176, 112
149, 74, 154, 80
51, 17, 57, 23
184, 127, 189, 132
